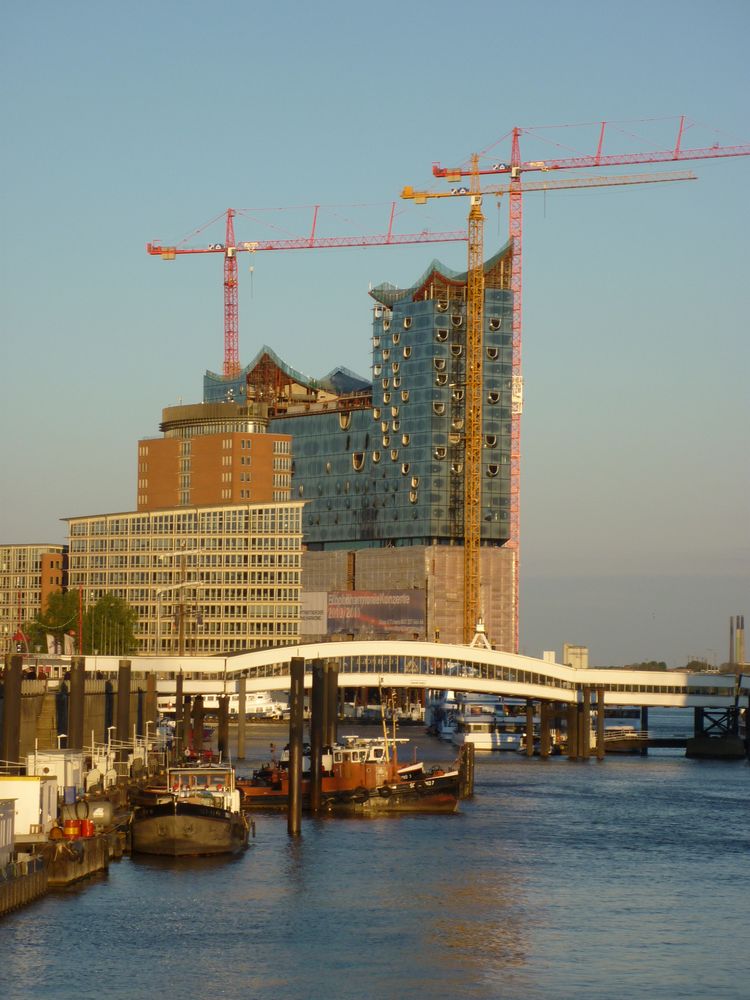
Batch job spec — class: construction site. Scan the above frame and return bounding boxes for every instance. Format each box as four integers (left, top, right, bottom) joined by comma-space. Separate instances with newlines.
4, 118, 749, 658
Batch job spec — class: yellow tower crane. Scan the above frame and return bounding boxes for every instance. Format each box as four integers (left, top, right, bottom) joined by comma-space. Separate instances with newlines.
402, 167, 696, 646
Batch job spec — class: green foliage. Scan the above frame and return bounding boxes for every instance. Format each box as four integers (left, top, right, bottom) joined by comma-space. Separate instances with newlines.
24, 590, 81, 653
84, 594, 138, 655
23, 590, 138, 656
596, 660, 669, 671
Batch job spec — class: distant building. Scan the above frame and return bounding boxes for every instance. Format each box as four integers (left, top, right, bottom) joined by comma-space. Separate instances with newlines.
235, 247, 516, 648
0, 544, 67, 655
136, 400, 292, 511
65, 502, 303, 655
563, 644, 589, 670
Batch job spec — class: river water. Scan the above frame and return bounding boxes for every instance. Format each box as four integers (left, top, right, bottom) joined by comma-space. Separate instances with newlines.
1, 711, 748, 1000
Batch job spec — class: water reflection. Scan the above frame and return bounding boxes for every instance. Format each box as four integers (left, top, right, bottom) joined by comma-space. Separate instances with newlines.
1, 729, 749, 1000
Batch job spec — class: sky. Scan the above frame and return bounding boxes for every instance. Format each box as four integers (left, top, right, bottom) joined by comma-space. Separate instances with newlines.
1, 0, 748, 666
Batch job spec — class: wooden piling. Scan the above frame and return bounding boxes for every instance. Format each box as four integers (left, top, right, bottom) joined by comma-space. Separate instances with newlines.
287, 657, 305, 836
1, 654, 22, 767
217, 695, 230, 761
115, 660, 131, 758
174, 672, 184, 760
458, 743, 475, 798
181, 693, 191, 756
192, 695, 204, 754
237, 674, 247, 760
67, 656, 85, 750
324, 661, 339, 748
145, 673, 158, 732
310, 659, 325, 814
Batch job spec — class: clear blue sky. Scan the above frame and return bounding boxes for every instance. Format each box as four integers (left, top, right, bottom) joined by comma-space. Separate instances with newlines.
1, 1, 747, 666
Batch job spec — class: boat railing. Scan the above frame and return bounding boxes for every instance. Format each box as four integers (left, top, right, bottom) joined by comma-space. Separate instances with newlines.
602, 729, 650, 743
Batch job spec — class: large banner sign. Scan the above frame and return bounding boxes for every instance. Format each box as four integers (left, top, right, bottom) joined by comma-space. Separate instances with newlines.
327, 590, 425, 634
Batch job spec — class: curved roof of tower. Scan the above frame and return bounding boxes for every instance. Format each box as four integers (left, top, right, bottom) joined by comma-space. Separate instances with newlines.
319, 366, 371, 395
368, 241, 512, 307
207, 344, 370, 396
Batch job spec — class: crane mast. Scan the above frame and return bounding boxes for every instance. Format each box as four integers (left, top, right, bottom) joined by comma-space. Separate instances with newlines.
508, 126, 523, 652
464, 155, 485, 643
224, 208, 239, 377
404, 154, 703, 650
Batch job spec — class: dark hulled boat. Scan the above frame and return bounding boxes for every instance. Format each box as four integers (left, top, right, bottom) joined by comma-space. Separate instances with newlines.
131, 765, 249, 857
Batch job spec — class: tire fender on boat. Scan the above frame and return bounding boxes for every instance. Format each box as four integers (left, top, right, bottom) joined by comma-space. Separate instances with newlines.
378, 785, 392, 798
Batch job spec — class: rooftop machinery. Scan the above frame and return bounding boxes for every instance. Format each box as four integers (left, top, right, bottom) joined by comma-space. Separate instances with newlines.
147, 205, 467, 378
404, 115, 750, 650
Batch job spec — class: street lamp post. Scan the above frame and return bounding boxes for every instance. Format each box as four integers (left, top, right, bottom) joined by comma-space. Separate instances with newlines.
153, 546, 202, 657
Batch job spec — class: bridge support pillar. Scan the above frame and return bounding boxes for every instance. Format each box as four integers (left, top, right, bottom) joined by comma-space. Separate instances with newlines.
566, 702, 579, 760
640, 706, 649, 756
236, 675, 247, 760
539, 702, 551, 758
596, 686, 605, 761
579, 687, 591, 759
525, 699, 535, 757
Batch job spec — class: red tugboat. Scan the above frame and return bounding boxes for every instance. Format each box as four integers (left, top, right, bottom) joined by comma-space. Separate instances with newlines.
237, 736, 459, 814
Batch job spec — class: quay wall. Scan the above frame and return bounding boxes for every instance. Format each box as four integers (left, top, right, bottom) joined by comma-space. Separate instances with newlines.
0, 855, 47, 918
7, 676, 156, 757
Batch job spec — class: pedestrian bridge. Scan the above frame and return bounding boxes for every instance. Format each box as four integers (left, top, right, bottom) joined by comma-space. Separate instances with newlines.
83, 639, 748, 710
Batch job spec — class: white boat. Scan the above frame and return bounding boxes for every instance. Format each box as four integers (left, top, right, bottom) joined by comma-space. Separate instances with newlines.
451, 713, 531, 751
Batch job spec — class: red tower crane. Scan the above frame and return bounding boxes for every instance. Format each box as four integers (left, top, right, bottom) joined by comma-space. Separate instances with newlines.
147, 205, 467, 378
422, 116, 750, 650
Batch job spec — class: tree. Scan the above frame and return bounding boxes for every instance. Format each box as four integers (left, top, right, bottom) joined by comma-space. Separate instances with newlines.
84, 594, 138, 655
24, 590, 81, 654
23, 590, 138, 656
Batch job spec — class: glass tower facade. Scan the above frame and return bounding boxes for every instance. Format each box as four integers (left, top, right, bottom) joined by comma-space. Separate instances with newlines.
270, 246, 513, 550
